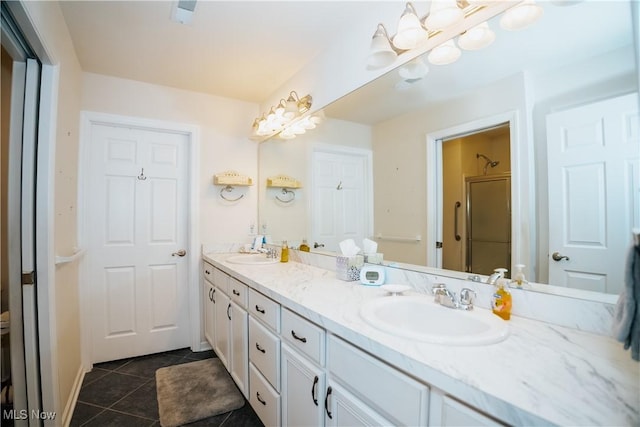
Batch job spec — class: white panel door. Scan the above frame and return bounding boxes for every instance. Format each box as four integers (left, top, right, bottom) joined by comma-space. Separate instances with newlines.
89, 124, 190, 362
311, 149, 370, 251
546, 93, 639, 293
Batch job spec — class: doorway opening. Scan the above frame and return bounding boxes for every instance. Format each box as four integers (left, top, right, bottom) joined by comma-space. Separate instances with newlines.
441, 124, 511, 276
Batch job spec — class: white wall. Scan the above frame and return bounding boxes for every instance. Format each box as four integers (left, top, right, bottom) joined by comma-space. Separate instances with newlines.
81, 73, 259, 246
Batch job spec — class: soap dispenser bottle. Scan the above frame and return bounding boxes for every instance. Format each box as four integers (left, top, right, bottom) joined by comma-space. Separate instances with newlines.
280, 240, 289, 263
492, 278, 512, 320
511, 264, 527, 287
299, 238, 310, 252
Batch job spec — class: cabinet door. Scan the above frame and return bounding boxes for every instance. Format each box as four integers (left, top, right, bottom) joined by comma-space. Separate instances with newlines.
214, 289, 231, 370
230, 300, 248, 398
432, 394, 505, 427
281, 343, 324, 427
203, 281, 215, 348
325, 382, 393, 427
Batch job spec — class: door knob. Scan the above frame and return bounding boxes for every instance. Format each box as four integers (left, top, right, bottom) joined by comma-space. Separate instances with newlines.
172, 249, 187, 257
551, 252, 569, 262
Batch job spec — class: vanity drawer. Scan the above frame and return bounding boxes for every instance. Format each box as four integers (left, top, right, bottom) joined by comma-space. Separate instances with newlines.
212, 267, 229, 294
281, 308, 325, 366
327, 334, 429, 426
249, 316, 281, 391
249, 289, 281, 332
202, 262, 215, 285
249, 362, 281, 427
229, 277, 248, 309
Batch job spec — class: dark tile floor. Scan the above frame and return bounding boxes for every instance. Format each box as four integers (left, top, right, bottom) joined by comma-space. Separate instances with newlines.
71, 348, 263, 426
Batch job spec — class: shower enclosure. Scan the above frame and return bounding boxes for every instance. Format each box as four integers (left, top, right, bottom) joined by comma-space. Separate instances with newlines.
465, 174, 511, 276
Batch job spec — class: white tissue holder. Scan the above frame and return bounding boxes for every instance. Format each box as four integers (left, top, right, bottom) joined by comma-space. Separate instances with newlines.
336, 255, 364, 281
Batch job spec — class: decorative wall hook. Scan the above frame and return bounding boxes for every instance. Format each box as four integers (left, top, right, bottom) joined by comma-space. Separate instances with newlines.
138, 168, 147, 180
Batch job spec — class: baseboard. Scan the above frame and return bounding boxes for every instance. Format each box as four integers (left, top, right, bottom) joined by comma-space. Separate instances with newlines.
60, 365, 85, 427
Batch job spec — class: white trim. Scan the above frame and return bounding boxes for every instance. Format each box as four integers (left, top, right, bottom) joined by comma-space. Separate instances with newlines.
308, 143, 374, 243
78, 111, 201, 369
36, 62, 60, 427
60, 366, 85, 427
425, 110, 533, 275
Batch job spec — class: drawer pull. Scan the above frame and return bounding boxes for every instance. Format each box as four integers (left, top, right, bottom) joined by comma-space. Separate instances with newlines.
255, 305, 266, 314
291, 330, 307, 343
205, 269, 210, 275
232, 289, 240, 296
311, 375, 319, 406
227, 303, 231, 320
208, 288, 213, 301
212, 288, 216, 304
255, 342, 266, 354
256, 392, 266, 405
324, 386, 333, 419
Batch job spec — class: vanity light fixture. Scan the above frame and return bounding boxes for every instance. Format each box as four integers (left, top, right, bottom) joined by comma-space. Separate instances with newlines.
499, 0, 543, 30
367, 24, 398, 70
398, 56, 429, 80
458, 21, 496, 50
392, 3, 428, 50
250, 91, 317, 140
367, 1, 542, 71
427, 39, 461, 65
425, 0, 464, 31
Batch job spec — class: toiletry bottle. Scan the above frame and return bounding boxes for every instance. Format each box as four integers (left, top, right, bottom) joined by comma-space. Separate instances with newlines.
299, 238, 310, 252
511, 264, 527, 287
491, 278, 512, 320
280, 240, 289, 263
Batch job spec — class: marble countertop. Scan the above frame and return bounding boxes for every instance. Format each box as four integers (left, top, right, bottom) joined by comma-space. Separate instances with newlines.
204, 253, 639, 426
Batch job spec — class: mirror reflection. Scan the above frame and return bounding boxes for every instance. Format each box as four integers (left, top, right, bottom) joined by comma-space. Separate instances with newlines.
258, 0, 638, 296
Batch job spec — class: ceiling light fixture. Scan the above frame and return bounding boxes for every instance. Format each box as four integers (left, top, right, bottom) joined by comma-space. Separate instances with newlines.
250, 91, 322, 141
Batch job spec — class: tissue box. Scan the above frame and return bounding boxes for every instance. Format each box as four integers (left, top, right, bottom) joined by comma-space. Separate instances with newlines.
364, 253, 384, 265
336, 255, 364, 281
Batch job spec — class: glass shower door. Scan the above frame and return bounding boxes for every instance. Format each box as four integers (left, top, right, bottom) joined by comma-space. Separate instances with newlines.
465, 174, 511, 276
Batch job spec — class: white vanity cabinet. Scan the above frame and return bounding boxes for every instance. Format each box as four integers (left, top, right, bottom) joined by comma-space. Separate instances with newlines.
280, 308, 326, 426
247, 288, 282, 426
430, 393, 506, 426
327, 334, 430, 426
207, 264, 248, 398
202, 263, 216, 348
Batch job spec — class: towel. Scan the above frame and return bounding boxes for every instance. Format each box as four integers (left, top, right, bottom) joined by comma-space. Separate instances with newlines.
612, 243, 640, 361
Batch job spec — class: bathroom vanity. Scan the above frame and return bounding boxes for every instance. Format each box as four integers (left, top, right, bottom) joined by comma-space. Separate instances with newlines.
202, 252, 639, 426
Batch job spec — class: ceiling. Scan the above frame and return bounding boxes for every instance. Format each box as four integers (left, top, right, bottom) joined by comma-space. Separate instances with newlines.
59, 0, 394, 104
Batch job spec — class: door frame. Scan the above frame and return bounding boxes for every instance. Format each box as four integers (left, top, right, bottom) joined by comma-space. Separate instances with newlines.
78, 111, 201, 370
425, 110, 533, 277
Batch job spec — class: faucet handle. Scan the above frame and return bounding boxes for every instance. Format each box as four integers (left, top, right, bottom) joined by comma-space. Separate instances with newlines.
459, 288, 476, 310
431, 283, 447, 294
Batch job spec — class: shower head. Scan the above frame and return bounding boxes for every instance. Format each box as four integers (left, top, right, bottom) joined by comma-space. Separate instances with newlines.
476, 153, 500, 174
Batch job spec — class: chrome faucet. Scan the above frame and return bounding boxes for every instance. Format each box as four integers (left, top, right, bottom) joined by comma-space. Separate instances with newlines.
431, 284, 476, 310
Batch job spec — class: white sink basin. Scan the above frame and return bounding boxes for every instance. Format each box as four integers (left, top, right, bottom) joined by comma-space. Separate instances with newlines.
359, 295, 509, 345
226, 254, 280, 265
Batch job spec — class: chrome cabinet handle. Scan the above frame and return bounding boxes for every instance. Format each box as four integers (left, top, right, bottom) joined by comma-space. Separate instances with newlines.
291, 330, 307, 343
172, 249, 186, 257
552, 252, 570, 262
454, 201, 462, 241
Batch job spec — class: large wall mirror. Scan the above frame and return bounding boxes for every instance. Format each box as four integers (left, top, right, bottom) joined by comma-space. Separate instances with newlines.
258, 0, 638, 300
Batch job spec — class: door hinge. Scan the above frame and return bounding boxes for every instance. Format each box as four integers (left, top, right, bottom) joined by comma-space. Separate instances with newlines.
436, 242, 443, 249
22, 271, 35, 286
